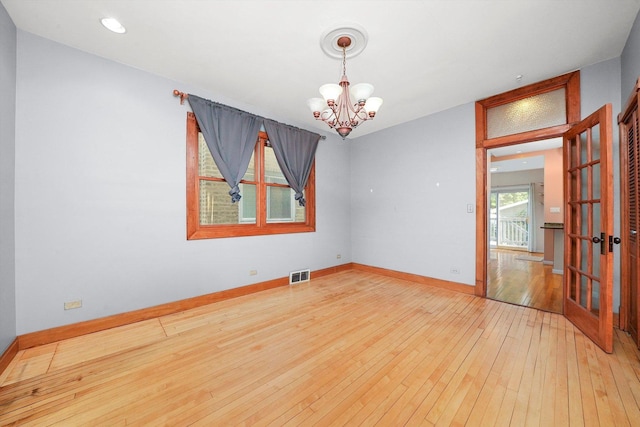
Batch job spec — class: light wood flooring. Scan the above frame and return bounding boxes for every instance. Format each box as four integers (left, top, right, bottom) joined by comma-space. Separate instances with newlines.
1, 270, 640, 425
488, 249, 563, 313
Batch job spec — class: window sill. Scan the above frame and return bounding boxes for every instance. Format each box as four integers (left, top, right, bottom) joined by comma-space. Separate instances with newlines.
187, 223, 316, 240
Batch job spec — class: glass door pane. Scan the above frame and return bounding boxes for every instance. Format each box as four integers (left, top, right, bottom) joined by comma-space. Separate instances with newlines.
495, 189, 530, 249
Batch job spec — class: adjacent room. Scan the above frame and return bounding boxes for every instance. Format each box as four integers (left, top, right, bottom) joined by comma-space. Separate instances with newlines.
487, 138, 564, 313
2, 0, 640, 424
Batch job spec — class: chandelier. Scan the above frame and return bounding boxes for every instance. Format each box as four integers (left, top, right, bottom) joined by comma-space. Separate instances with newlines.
307, 35, 383, 139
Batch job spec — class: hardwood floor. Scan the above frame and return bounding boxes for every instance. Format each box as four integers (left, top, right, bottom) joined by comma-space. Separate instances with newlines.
487, 249, 563, 313
1, 270, 639, 425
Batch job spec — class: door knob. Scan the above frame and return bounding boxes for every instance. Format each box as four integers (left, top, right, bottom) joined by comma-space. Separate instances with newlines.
608, 235, 621, 252
593, 232, 606, 254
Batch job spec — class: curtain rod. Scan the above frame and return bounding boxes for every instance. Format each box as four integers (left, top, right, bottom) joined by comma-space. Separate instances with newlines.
173, 89, 188, 104
172, 89, 326, 140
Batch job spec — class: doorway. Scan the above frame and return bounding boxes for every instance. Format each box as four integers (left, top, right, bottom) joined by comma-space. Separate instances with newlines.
485, 140, 563, 313
476, 73, 616, 352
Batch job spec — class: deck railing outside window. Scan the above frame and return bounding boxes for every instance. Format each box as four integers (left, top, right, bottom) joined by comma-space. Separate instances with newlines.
489, 216, 529, 248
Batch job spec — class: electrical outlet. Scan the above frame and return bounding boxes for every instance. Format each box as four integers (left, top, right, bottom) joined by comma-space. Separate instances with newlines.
249, 269, 257, 276
450, 267, 460, 274
466, 204, 474, 213
64, 300, 82, 310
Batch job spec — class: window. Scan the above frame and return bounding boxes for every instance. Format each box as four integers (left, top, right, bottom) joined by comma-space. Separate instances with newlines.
186, 112, 315, 239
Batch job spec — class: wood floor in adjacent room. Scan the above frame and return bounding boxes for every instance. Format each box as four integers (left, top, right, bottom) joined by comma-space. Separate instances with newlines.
1, 270, 640, 425
487, 249, 563, 313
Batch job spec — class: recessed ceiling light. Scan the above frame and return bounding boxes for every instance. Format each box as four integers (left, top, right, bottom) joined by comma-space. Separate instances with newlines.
516, 74, 523, 82
490, 167, 498, 172
101, 17, 126, 34
516, 150, 522, 153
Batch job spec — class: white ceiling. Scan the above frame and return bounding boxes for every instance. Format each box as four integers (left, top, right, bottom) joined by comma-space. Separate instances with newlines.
491, 155, 545, 173
3, 0, 640, 139
489, 138, 562, 172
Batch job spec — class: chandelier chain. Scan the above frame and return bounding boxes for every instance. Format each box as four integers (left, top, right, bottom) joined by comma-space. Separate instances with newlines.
342, 45, 347, 77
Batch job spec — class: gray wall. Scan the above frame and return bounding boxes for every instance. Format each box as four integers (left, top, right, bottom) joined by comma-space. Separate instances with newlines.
0, 2, 17, 354
350, 57, 626, 303
4, 5, 640, 339
622, 10, 640, 102
350, 103, 477, 287
581, 57, 623, 310
13, 32, 351, 335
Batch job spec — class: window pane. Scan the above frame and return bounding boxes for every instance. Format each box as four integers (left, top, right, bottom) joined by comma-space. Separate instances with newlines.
591, 279, 601, 313
239, 184, 256, 222
266, 186, 305, 223
486, 88, 566, 138
591, 124, 600, 161
199, 181, 256, 225
267, 186, 293, 222
294, 200, 306, 222
581, 203, 589, 236
569, 269, 576, 301
580, 238, 589, 273
592, 163, 601, 200
580, 130, 589, 165
580, 275, 589, 309
198, 133, 255, 181
198, 134, 223, 179
264, 145, 287, 184
569, 137, 578, 169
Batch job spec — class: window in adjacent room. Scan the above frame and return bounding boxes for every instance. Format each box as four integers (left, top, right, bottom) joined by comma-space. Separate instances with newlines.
186, 113, 316, 239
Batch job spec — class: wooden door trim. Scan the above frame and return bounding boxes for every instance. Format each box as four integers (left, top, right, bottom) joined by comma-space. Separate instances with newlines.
618, 78, 640, 333
475, 71, 581, 296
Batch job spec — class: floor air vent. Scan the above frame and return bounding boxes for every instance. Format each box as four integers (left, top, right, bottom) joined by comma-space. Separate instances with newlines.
289, 269, 310, 285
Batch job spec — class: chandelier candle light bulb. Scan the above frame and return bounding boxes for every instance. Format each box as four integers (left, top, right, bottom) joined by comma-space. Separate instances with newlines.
307, 35, 383, 139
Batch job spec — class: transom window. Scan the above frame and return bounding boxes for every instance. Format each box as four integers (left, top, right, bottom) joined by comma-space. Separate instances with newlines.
186, 112, 315, 239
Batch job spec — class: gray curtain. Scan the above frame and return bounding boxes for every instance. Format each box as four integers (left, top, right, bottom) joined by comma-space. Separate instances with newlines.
188, 94, 262, 202
263, 120, 321, 206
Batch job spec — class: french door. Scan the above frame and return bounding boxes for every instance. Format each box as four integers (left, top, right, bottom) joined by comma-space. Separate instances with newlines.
563, 104, 614, 353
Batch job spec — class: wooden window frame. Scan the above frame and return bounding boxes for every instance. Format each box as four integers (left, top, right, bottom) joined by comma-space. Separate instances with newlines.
186, 112, 316, 239
475, 71, 581, 296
